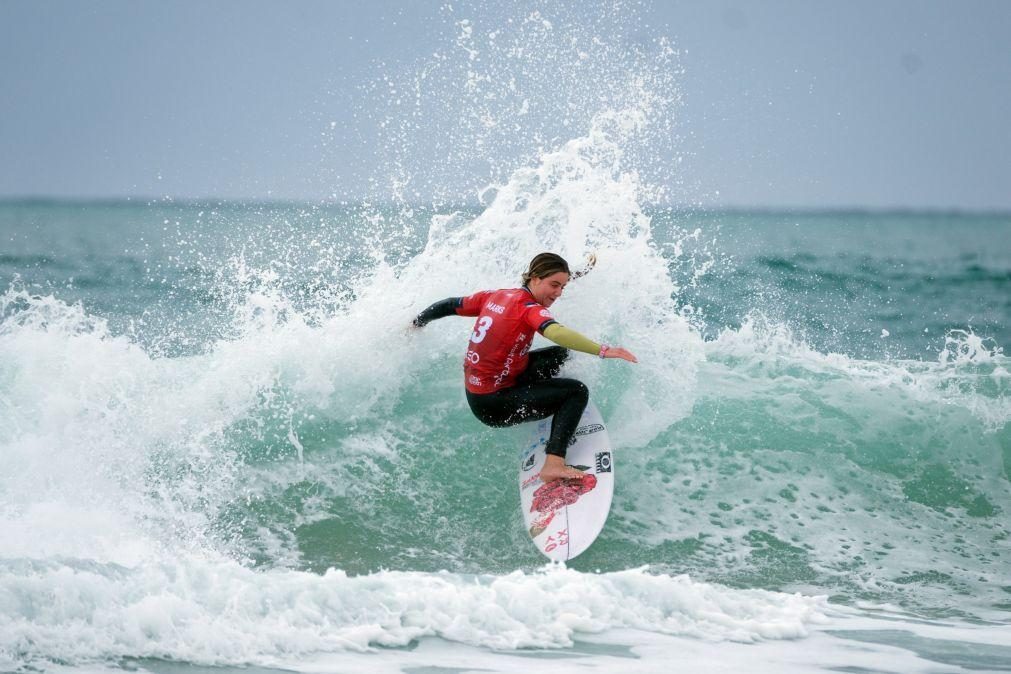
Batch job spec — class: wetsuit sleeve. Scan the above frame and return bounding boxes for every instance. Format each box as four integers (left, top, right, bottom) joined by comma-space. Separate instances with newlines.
412, 297, 463, 327
542, 323, 601, 356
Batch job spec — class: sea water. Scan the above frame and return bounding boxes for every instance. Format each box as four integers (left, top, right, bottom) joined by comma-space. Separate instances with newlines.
2, 3, 1011, 673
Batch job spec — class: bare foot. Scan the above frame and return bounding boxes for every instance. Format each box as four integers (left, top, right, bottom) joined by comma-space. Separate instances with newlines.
539, 455, 585, 482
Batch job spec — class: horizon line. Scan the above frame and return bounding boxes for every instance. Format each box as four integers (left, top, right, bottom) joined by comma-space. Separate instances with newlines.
1, 194, 1009, 218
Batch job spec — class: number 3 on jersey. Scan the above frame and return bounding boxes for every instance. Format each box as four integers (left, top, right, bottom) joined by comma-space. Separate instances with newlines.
471, 316, 493, 343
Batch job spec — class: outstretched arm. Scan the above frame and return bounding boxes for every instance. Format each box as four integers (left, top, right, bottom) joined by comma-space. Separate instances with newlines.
542, 323, 638, 363
412, 297, 463, 328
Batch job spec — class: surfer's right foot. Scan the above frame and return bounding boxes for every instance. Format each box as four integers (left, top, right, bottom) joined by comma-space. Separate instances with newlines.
539, 455, 585, 482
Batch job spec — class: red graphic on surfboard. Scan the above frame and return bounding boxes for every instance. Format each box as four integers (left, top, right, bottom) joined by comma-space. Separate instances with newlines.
528, 471, 597, 538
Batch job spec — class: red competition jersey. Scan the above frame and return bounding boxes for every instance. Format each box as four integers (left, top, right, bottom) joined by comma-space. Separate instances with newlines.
456, 288, 557, 394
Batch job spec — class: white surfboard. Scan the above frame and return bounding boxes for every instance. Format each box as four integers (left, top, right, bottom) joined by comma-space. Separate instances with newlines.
519, 400, 614, 561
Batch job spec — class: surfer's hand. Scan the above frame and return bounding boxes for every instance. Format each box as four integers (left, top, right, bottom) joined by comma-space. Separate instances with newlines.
605, 346, 637, 363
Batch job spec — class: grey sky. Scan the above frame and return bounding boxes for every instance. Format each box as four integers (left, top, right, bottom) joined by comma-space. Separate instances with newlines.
2, 0, 1009, 210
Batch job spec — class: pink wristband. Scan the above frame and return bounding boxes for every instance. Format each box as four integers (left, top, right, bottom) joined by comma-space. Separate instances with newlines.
598, 344, 610, 359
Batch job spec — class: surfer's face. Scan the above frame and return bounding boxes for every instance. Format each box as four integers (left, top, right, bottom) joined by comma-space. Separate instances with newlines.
529, 271, 569, 307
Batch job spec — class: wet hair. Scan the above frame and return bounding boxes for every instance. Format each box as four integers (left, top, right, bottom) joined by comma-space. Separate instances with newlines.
521, 252, 596, 285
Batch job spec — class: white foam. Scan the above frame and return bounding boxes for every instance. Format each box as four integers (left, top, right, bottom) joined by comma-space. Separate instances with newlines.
707, 313, 1010, 431
0, 560, 828, 669
295, 622, 1009, 674
7, 552, 1008, 673
0, 279, 412, 566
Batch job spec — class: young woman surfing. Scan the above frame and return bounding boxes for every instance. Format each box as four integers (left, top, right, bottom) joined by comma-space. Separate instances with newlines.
411, 252, 637, 482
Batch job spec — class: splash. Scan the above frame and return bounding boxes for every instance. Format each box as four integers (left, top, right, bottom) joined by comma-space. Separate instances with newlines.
939, 329, 1004, 367
381, 3, 683, 204
0, 1, 707, 572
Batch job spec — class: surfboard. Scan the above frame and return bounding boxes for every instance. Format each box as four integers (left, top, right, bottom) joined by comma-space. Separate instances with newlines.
519, 400, 614, 561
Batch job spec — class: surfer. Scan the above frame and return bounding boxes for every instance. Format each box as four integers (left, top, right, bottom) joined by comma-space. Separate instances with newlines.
412, 252, 637, 482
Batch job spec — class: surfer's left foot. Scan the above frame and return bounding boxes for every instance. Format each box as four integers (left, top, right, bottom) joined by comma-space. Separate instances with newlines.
539, 455, 585, 482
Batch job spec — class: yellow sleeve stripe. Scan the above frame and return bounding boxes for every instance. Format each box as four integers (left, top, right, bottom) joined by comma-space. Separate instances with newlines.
542, 323, 601, 356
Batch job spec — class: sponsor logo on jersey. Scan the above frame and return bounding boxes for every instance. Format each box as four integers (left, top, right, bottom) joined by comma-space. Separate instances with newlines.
486, 302, 506, 314
468, 375, 483, 387
595, 451, 612, 473
493, 338, 527, 388
539, 309, 553, 318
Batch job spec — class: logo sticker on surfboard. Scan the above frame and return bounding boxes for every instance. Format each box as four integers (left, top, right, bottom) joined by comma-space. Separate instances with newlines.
595, 451, 612, 473
521, 452, 536, 471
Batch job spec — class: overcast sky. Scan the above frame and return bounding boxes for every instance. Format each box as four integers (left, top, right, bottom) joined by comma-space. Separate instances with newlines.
2, 0, 1009, 210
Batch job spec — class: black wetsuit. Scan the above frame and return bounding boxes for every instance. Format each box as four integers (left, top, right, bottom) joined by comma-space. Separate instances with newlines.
466, 346, 588, 457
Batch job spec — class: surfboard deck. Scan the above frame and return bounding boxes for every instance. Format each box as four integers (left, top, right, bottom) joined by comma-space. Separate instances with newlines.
519, 400, 614, 561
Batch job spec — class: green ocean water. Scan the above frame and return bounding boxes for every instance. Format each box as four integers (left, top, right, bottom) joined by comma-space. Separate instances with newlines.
1, 197, 1010, 673
3, 199, 1009, 612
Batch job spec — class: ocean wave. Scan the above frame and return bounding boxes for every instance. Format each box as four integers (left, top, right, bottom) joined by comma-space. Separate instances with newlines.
0, 559, 829, 669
